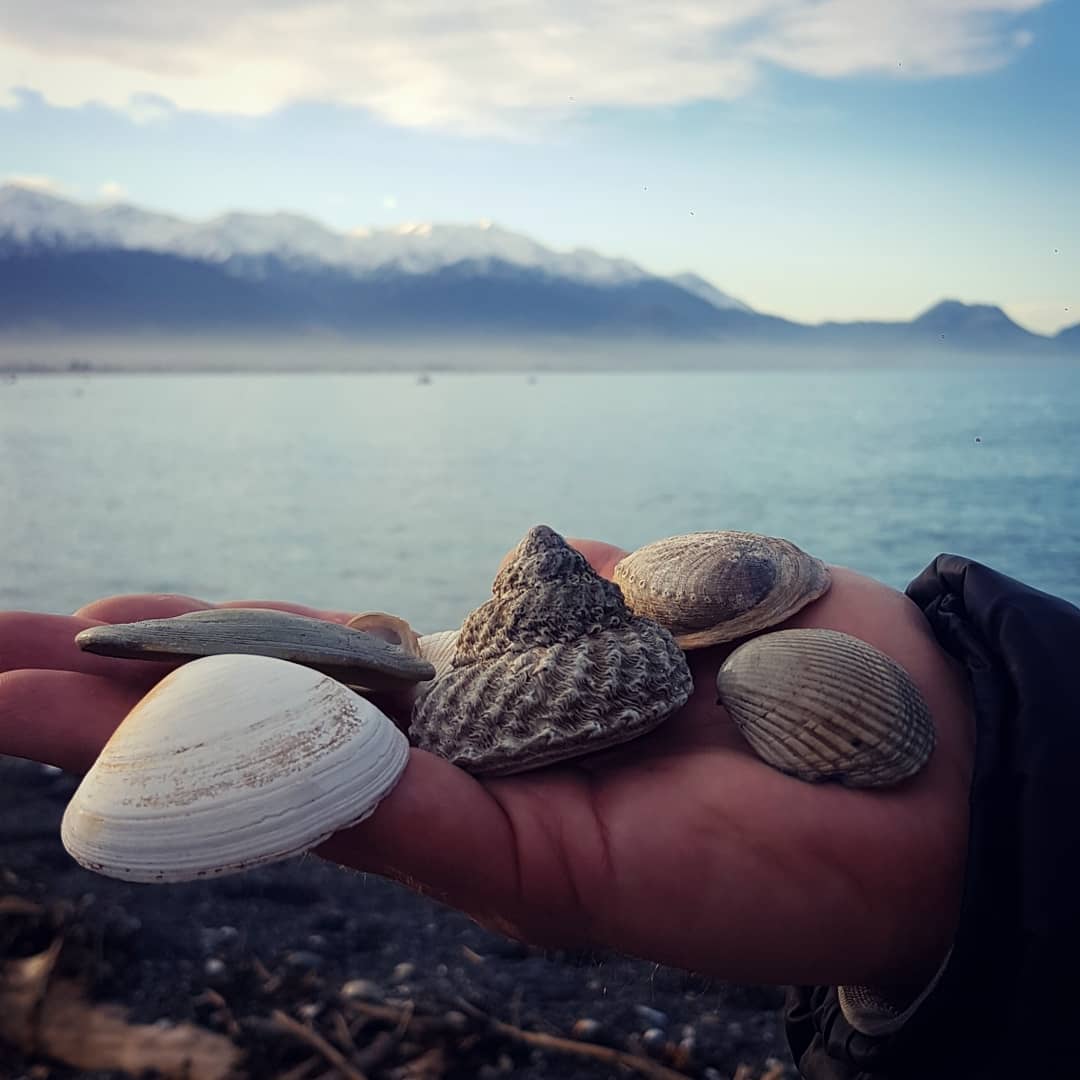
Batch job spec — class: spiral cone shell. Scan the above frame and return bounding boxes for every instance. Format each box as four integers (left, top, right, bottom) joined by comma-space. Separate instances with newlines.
715, 628, 935, 787
613, 531, 830, 648
411, 526, 693, 774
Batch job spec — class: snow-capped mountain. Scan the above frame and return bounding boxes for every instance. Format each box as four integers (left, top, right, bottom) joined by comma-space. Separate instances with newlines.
0, 184, 747, 304
0, 184, 1072, 357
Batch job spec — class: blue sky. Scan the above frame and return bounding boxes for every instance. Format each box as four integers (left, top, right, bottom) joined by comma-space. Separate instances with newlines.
1, 0, 1077, 332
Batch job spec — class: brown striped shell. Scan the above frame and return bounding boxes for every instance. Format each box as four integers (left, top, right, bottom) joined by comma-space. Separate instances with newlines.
612, 531, 830, 648
715, 628, 935, 787
409, 525, 693, 775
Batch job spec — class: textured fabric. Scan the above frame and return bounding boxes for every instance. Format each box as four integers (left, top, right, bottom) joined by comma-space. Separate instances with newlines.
785, 555, 1080, 1078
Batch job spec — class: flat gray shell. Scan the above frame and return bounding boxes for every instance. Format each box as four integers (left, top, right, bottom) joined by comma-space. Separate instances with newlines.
613, 531, 831, 648
715, 628, 935, 787
411, 525, 693, 774
75, 608, 435, 690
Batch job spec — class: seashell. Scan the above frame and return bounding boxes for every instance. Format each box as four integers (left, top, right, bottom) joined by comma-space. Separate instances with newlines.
612, 531, 831, 648
75, 608, 435, 691
418, 629, 460, 681
714, 628, 935, 787
410, 629, 461, 706
60, 653, 409, 882
410, 525, 693, 775
347, 611, 423, 657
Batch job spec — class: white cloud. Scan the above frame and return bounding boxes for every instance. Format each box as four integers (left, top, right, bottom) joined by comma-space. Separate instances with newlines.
2, 172, 65, 193
99, 180, 128, 201
0, 1, 1048, 135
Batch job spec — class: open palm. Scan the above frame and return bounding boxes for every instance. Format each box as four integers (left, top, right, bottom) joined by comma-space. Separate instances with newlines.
0, 539, 973, 990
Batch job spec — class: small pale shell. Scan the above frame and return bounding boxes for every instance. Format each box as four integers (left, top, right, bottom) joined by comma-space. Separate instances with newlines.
411, 525, 693, 774
347, 612, 423, 658
613, 531, 830, 648
60, 653, 410, 882
410, 629, 461, 707
418, 629, 460, 683
75, 608, 435, 691
715, 628, 935, 787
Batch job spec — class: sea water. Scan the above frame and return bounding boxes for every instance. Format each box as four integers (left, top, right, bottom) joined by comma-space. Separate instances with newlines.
1, 366, 1078, 627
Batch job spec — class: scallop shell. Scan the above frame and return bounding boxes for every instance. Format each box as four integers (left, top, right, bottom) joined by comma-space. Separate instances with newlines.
410, 525, 693, 775
75, 608, 435, 691
715, 628, 935, 787
60, 653, 410, 882
612, 531, 830, 648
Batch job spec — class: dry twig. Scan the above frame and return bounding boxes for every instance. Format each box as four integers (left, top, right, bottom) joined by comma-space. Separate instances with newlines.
272, 1008, 370, 1080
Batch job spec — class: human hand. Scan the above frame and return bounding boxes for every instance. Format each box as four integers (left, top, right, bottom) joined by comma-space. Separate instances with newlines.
0, 541, 974, 991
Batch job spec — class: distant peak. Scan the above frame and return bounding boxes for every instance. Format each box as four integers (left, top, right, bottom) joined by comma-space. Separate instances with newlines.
918, 298, 1007, 318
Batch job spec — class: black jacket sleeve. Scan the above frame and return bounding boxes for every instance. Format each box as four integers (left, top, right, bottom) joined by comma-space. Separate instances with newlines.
784, 554, 1080, 1078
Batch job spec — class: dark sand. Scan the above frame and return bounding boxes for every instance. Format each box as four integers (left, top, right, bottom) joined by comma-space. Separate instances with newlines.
0, 756, 795, 1079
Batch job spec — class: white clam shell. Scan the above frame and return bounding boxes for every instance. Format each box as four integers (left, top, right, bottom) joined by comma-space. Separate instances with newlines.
60, 653, 409, 883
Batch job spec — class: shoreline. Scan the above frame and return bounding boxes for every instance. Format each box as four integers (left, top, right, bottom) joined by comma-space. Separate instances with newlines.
0, 756, 795, 1078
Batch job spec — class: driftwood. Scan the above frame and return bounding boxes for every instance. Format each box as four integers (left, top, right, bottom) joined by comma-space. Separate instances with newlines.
0, 927, 241, 1078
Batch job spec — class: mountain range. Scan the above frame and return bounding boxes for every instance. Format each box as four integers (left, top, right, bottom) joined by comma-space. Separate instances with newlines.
1, 185, 1076, 359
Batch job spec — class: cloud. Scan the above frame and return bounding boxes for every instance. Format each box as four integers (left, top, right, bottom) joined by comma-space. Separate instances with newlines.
0, 1, 1048, 134
2, 172, 65, 193
382, 195, 398, 210
99, 180, 128, 201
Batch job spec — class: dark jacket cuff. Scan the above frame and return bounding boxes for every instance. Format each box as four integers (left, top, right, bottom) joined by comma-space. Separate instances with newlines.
785, 555, 1080, 1078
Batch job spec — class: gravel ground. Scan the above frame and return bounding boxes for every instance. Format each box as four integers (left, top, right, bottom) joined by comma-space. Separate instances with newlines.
0, 756, 796, 1079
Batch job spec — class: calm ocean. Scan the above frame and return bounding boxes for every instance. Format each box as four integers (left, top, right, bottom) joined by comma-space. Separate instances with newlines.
2, 367, 1078, 627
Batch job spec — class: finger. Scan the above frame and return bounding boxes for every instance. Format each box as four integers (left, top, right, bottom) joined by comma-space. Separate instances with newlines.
75, 594, 214, 621
0, 612, 178, 683
217, 600, 357, 625
564, 537, 629, 581
0, 669, 142, 773
77, 594, 359, 627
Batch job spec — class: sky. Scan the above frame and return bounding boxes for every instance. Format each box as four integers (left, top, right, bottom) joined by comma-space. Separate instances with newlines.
1, 0, 1077, 333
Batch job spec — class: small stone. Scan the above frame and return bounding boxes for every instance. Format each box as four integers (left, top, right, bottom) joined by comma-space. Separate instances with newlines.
283, 950, 323, 972
642, 1028, 667, 1054
675, 1034, 697, 1066
200, 925, 239, 952
703, 1069, 725, 1080
341, 979, 383, 1001
435, 963, 448, 977
312, 909, 346, 932
634, 1005, 669, 1028
727, 1020, 744, 1040
305, 933, 327, 950
571, 1018, 603, 1042
204, 957, 227, 980
391, 961, 415, 982
443, 1010, 469, 1031
298, 1002, 322, 1021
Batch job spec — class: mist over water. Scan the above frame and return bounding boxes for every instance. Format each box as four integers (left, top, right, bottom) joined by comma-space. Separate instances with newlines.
2, 366, 1078, 627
